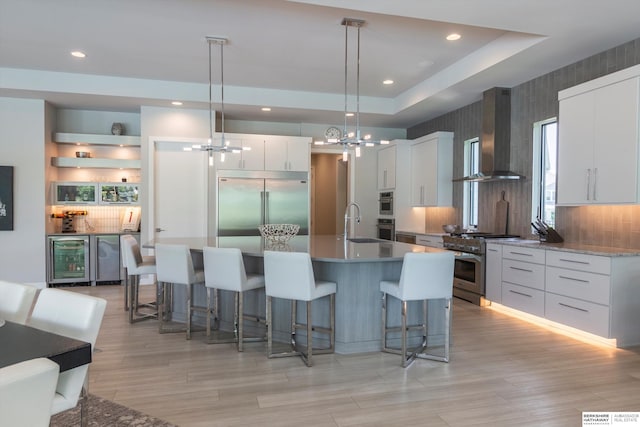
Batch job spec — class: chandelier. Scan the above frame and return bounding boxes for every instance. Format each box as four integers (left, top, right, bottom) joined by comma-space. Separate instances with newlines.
193, 36, 244, 165
315, 18, 389, 160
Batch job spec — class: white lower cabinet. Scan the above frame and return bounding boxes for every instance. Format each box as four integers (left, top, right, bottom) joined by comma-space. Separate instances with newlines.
415, 234, 443, 248
495, 244, 640, 347
502, 282, 545, 317
544, 292, 610, 338
485, 243, 502, 303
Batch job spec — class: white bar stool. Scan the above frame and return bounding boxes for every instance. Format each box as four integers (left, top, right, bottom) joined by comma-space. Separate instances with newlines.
380, 251, 455, 367
263, 250, 336, 367
155, 243, 212, 339
121, 235, 158, 323
203, 247, 266, 351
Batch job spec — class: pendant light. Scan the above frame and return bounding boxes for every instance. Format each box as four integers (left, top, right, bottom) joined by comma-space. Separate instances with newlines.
194, 36, 243, 165
314, 18, 389, 157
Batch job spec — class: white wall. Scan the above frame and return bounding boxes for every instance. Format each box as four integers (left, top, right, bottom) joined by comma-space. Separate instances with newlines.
0, 97, 48, 286
140, 106, 210, 245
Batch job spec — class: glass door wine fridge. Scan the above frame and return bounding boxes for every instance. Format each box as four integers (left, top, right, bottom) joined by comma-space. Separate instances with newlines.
47, 235, 90, 285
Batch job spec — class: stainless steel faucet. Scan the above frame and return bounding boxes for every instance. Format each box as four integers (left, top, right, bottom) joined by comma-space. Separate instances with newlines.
344, 202, 361, 240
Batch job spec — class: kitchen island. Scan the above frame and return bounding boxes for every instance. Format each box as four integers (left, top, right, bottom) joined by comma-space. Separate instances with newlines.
146, 235, 449, 354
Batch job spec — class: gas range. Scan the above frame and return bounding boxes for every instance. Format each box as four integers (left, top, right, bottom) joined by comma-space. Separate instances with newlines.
442, 233, 520, 255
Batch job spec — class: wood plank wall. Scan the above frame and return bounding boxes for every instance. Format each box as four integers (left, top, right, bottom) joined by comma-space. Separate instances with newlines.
408, 38, 640, 248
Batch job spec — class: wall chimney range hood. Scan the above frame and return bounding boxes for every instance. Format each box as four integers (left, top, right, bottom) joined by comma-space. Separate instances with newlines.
454, 87, 525, 182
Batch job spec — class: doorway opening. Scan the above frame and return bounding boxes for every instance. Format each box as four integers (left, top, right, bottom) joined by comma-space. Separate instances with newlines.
310, 153, 349, 235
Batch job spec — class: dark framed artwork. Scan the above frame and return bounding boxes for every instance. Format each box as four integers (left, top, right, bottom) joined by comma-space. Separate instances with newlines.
0, 166, 14, 231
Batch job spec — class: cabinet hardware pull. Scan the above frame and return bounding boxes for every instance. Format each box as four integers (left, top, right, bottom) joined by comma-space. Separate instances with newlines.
509, 290, 532, 298
558, 258, 589, 265
586, 168, 591, 200
558, 275, 589, 283
509, 251, 533, 257
558, 302, 589, 313
488, 248, 498, 252
509, 266, 533, 273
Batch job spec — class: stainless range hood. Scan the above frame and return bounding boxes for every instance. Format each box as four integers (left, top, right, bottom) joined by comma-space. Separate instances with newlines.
454, 87, 525, 182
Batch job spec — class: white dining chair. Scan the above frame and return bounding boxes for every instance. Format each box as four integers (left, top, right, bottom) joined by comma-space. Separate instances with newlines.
0, 280, 38, 325
263, 250, 336, 367
155, 243, 212, 339
0, 357, 60, 427
121, 234, 158, 323
380, 251, 455, 367
27, 288, 107, 427
203, 247, 266, 351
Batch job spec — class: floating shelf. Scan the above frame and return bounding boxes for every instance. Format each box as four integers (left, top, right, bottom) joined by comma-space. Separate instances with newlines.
51, 157, 141, 169
54, 132, 141, 147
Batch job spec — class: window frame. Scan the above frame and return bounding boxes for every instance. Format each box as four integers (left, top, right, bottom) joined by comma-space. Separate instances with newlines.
531, 117, 558, 227
462, 137, 479, 230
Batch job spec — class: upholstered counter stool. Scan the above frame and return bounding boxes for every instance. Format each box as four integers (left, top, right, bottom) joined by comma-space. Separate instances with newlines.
381, 251, 455, 367
155, 243, 212, 339
263, 250, 336, 367
121, 235, 158, 323
203, 247, 266, 351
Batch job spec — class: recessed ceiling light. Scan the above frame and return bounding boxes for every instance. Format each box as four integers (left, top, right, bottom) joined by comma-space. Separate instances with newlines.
446, 33, 461, 41
261, 107, 271, 111
171, 101, 183, 106
383, 79, 394, 85
70, 51, 86, 58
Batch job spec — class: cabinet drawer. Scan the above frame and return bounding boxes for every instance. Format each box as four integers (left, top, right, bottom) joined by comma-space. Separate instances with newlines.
502, 246, 545, 264
416, 235, 443, 248
545, 266, 611, 305
502, 259, 545, 290
502, 283, 545, 317
545, 293, 610, 338
545, 251, 610, 275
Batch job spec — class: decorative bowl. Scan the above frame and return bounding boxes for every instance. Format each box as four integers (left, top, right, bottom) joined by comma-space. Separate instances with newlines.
75, 151, 91, 158
258, 224, 300, 243
442, 224, 460, 234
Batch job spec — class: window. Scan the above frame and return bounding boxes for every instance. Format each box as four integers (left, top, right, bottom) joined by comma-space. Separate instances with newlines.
532, 118, 557, 227
463, 137, 479, 229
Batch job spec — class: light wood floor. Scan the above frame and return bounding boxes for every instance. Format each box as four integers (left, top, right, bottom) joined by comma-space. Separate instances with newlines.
68, 284, 640, 427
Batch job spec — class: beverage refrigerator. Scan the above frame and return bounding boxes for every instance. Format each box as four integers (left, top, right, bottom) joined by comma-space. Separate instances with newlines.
47, 235, 90, 285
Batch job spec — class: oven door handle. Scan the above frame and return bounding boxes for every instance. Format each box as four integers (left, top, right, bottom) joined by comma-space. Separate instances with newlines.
453, 252, 482, 262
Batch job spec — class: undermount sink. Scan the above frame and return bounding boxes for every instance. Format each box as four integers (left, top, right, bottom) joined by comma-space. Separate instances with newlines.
347, 237, 384, 243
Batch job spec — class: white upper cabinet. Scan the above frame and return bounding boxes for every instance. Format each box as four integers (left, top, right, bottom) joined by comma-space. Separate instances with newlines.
377, 145, 396, 190
410, 132, 453, 207
264, 137, 310, 172
219, 138, 265, 170
557, 66, 640, 205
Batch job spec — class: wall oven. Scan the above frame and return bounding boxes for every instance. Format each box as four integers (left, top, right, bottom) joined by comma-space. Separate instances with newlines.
376, 218, 395, 241
379, 191, 393, 216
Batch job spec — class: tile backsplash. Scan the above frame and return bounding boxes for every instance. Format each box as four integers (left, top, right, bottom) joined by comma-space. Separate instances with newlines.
50, 205, 135, 233
555, 205, 640, 249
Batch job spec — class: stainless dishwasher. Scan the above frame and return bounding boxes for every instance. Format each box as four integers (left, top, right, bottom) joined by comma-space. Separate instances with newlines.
91, 234, 122, 285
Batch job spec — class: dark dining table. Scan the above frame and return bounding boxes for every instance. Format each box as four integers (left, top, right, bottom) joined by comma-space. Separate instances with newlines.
0, 320, 92, 372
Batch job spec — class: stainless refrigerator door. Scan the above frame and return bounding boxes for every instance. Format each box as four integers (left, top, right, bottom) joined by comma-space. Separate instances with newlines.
218, 177, 264, 236
265, 179, 309, 235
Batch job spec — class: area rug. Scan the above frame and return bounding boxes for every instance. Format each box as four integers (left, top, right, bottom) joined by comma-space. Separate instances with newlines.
50, 393, 177, 427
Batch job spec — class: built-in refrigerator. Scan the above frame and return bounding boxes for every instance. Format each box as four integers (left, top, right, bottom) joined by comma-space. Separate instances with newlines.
217, 170, 309, 236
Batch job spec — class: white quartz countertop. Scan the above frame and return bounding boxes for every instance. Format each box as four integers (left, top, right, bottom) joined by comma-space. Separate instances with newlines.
145, 235, 445, 262
494, 239, 640, 257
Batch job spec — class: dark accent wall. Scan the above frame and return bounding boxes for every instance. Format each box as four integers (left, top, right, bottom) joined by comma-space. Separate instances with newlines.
407, 38, 640, 247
